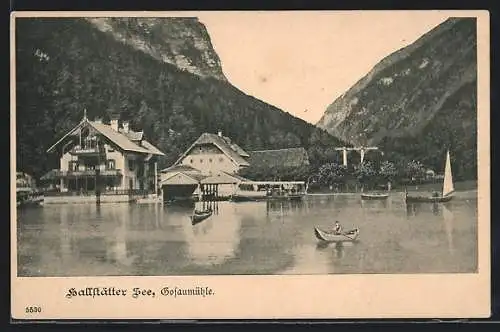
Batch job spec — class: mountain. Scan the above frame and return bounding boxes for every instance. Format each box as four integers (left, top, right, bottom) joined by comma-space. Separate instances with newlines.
15, 17, 345, 179
316, 18, 477, 180
86, 17, 227, 81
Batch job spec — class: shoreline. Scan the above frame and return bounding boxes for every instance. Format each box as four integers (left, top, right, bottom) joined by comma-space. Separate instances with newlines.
306, 189, 478, 197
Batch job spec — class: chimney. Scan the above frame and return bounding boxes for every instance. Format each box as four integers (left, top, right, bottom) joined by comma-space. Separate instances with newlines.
123, 121, 130, 133
217, 130, 222, 137
110, 119, 119, 131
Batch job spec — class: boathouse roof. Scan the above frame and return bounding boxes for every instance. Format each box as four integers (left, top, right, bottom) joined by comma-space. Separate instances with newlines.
160, 171, 207, 185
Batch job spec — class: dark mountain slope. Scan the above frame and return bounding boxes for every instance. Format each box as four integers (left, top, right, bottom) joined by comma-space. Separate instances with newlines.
15, 18, 345, 178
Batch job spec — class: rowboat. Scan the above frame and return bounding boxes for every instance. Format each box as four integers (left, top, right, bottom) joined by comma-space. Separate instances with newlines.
361, 192, 389, 200
16, 187, 44, 207
405, 150, 454, 203
314, 227, 360, 243
191, 209, 213, 225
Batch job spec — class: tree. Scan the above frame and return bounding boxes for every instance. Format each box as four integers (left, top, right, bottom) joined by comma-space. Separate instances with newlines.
317, 163, 347, 187
354, 161, 377, 189
379, 161, 397, 182
405, 160, 426, 182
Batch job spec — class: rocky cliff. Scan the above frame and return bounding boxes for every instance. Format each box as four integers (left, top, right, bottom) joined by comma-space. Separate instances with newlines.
316, 18, 477, 179
87, 17, 227, 81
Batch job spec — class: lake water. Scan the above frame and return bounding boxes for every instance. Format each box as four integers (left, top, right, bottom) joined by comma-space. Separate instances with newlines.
16, 192, 478, 276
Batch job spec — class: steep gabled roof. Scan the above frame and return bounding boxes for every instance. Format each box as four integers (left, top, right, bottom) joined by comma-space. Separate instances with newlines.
160, 171, 207, 185
174, 133, 250, 167
88, 121, 153, 154
229, 142, 250, 158
46, 119, 164, 156
140, 139, 165, 156
248, 147, 310, 169
119, 128, 144, 141
46, 120, 87, 153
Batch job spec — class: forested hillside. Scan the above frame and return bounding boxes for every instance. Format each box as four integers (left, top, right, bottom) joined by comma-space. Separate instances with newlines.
16, 18, 346, 179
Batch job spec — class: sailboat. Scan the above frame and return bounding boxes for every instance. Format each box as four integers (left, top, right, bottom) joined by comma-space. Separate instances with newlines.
405, 150, 454, 203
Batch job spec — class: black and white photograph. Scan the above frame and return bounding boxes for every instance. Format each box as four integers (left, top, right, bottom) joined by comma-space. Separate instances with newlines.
11, 11, 490, 319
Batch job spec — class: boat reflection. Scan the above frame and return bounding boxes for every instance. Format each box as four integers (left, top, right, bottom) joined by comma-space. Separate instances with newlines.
180, 201, 241, 266
333, 243, 346, 259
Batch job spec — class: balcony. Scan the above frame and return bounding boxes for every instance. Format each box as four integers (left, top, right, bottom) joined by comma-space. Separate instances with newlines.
71, 145, 105, 156
51, 169, 122, 178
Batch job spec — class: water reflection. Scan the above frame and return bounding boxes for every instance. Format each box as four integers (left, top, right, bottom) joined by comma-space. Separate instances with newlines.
105, 206, 136, 266
180, 201, 241, 266
17, 194, 477, 276
442, 204, 455, 254
315, 242, 348, 258
405, 202, 456, 256
266, 200, 304, 222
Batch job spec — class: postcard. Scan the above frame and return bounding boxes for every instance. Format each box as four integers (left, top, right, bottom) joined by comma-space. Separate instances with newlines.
11, 10, 490, 320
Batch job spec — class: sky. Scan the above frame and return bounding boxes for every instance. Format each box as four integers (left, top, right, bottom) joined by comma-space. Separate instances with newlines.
198, 11, 451, 124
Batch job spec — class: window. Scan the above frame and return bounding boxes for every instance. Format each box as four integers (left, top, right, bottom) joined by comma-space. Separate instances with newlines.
219, 157, 224, 162
209, 158, 213, 163
128, 159, 135, 171
69, 161, 78, 171
190, 159, 193, 164
199, 159, 203, 163
107, 159, 116, 170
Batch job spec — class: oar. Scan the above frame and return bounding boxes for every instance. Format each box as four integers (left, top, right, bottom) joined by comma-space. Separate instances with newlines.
342, 233, 355, 241
341, 229, 359, 241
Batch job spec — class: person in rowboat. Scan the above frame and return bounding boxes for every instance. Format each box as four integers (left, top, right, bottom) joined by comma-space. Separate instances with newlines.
332, 221, 343, 235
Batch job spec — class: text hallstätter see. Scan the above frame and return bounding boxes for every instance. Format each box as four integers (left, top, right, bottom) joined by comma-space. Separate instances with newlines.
65, 286, 215, 299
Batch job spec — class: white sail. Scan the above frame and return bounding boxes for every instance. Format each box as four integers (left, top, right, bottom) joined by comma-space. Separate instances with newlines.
442, 150, 454, 197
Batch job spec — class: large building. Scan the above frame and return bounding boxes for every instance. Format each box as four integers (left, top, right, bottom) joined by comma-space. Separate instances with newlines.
173, 131, 250, 176
159, 131, 310, 201
45, 113, 164, 196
